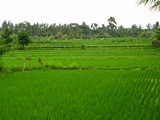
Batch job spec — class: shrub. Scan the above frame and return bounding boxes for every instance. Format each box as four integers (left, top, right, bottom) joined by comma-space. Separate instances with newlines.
0, 46, 5, 55
82, 45, 85, 49
18, 31, 31, 49
152, 29, 160, 48
152, 40, 160, 48
0, 62, 3, 71
153, 29, 160, 40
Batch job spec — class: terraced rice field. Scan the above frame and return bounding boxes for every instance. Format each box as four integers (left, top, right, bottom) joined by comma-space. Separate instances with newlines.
0, 38, 160, 119
2, 46, 160, 71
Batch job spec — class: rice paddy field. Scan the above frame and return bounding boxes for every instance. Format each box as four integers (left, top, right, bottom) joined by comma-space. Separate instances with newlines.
0, 38, 160, 119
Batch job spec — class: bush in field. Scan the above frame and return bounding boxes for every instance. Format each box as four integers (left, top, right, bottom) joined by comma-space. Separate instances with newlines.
1, 28, 13, 44
0, 46, 5, 55
55, 32, 63, 40
0, 46, 6, 71
152, 40, 160, 48
61, 34, 68, 40
0, 45, 11, 55
68, 33, 74, 39
152, 29, 160, 48
0, 30, 13, 71
75, 34, 81, 39
140, 31, 153, 38
18, 31, 31, 49
99, 33, 110, 39
153, 29, 160, 40
82, 45, 85, 49
0, 61, 3, 71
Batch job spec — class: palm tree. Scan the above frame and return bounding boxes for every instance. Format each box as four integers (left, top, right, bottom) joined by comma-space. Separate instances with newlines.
137, 0, 160, 11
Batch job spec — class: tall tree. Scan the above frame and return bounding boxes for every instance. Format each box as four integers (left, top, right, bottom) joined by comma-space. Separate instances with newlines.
117, 25, 129, 37
137, 0, 160, 11
129, 24, 142, 37
107, 17, 118, 37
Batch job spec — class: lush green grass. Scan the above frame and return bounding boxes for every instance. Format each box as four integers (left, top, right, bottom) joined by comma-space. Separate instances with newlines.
0, 70, 160, 120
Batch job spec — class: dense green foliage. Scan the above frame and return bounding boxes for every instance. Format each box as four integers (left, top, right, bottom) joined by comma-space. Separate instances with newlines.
18, 31, 31, 49
1, 28, 13, 44
1, 19, 160, 47
0, 20, 158, 39
152, 28, 160, 48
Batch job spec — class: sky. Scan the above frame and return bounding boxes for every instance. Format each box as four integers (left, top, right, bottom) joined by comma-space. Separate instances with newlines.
0, 0, 160, 28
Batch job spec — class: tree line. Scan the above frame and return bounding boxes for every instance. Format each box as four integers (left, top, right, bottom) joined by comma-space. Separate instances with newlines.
0, 16, 160, 49
0, 17, 159, 40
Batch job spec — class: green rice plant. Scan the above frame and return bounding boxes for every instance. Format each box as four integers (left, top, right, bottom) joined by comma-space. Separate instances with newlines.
0, 70, 160, 119
2, 47, 160, 70
0, 38, 160, 119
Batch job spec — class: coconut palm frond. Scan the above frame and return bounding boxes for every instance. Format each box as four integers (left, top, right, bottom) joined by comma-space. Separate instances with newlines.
137, 0, 160, 11
138, 0, 157, 5
150, 1, 160, 11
